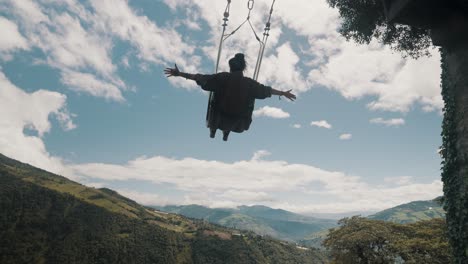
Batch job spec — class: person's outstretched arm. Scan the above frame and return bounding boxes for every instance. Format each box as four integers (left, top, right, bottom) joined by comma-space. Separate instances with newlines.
164, 64, 226, 92
164, 64, 198, 80
271, 88, 296, 101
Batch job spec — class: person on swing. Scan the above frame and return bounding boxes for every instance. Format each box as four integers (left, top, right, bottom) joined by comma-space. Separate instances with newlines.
164, 53, 296, 141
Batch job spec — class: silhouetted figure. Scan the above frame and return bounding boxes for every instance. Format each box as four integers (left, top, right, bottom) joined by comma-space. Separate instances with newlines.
164, 53, 296, 141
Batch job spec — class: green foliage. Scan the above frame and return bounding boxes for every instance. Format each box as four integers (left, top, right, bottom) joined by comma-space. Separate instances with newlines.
0, 174, 188, 264
323, 216, 399, 263
440, 47, 468, 262
324, 216, 452, 264
326, 0, 432, 58
191, 232, 327, 264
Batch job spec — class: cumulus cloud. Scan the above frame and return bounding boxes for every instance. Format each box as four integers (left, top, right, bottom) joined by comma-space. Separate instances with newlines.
310, 120, 332, 129
219, 190, 273, 203
116, 189, 170, 206
90, 0, 198, 69
69, 153, 442, 214
339, 134, 352, 140
370, 117, 405, 127
0, 71, 74, 174
253, 106, 290, 119
3, 0, 200, 100
0, 17, 28, 55
260, 43, 308, 93
60, 70, 124, 101
292, 124, 301, 129
384, 176, 413, 186
251, 150, 271, 161
308, 38, 442, 113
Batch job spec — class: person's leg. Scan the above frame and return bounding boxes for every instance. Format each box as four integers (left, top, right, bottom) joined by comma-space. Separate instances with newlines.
210, 128, 216, 138
222, 130, 230, 141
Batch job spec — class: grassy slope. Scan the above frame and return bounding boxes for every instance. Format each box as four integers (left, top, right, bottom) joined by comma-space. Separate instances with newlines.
368, 199, 445, 223
0, 154, 328, 263
300, 198, 445, 248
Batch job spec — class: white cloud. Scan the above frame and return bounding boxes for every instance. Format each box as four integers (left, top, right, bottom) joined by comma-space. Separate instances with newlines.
4, 0, 200, 100
384, 176, 413, 186
116, 189, 170, 206
339, 134, 352, 140
60, 70, 124, 102
90, 0, 199, 72
251, 150, 271, 161
253, 106, 290, 119
69, 153, 442, 214
219, 190, 273, 203
259, 43, 308, 93
292, 124, 301, 129
308, 37, 442, 113
5, 0, 126, 100
0, 71, 74, 174
0, 17, 28, 53
310, 120, 332, 129
370, 117, 405, 127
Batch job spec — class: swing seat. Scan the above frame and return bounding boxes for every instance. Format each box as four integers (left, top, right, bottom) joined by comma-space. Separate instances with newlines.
206, 92, 254, 140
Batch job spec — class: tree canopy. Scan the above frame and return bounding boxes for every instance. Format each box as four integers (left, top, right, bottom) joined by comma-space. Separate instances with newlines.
326, 0, 432, 58
323, 216, 452, 264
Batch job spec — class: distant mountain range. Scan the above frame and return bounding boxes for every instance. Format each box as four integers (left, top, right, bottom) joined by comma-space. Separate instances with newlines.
156, 197, 445, 242
155, 204, 337, 242
156, 198, 446, 248
368, 198, 445, 223
0, 153, 327, 263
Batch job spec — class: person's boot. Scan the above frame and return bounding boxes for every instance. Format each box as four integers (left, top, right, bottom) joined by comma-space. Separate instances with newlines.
223, 131, 230, 141
210, 129, 216, 138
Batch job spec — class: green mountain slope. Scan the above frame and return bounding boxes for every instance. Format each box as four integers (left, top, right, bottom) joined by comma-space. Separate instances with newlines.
300, 198, 446, 248
156, 204, 337, 242
368, 198, 445, 223
0, 154, 327, 264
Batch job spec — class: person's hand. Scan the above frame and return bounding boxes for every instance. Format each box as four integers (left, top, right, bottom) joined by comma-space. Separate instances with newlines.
164, 64, 180, 77
282, 89, 296, 101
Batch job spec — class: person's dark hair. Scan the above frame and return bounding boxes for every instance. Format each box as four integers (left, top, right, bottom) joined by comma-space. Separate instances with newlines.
229, 53, 246, 72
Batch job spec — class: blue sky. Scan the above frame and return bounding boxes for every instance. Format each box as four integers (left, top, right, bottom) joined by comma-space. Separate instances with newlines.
0, 0, 443, 215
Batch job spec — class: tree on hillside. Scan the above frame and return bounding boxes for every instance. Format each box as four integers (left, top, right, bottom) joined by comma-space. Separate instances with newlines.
326, 1, 468, 262
324, 217, 452, 264
323, 216, 400, 263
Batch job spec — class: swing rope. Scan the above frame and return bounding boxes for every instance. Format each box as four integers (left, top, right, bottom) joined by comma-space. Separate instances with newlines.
214, 0, 232, 73
216, 0, 276, 77
253, 0, 275, 80
207, 0, 277, 126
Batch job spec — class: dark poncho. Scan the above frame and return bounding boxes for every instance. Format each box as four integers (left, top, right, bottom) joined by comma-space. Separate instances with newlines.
195, 71, 272, 133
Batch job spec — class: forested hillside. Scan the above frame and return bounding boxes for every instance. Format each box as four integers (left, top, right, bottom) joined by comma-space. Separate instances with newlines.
0, 154, 327, 264
368, 198, 445, 223
156, 204, 336, 242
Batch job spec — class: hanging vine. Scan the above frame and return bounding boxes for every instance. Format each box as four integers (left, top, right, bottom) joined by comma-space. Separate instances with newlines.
440, 47, 468, 262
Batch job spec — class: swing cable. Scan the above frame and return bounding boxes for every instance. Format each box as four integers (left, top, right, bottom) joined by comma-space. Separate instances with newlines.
253, 0, 276, 80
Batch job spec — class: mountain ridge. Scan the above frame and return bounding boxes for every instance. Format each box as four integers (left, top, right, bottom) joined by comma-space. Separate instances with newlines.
155, 204, 338, 242
0, 153, 327, 263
